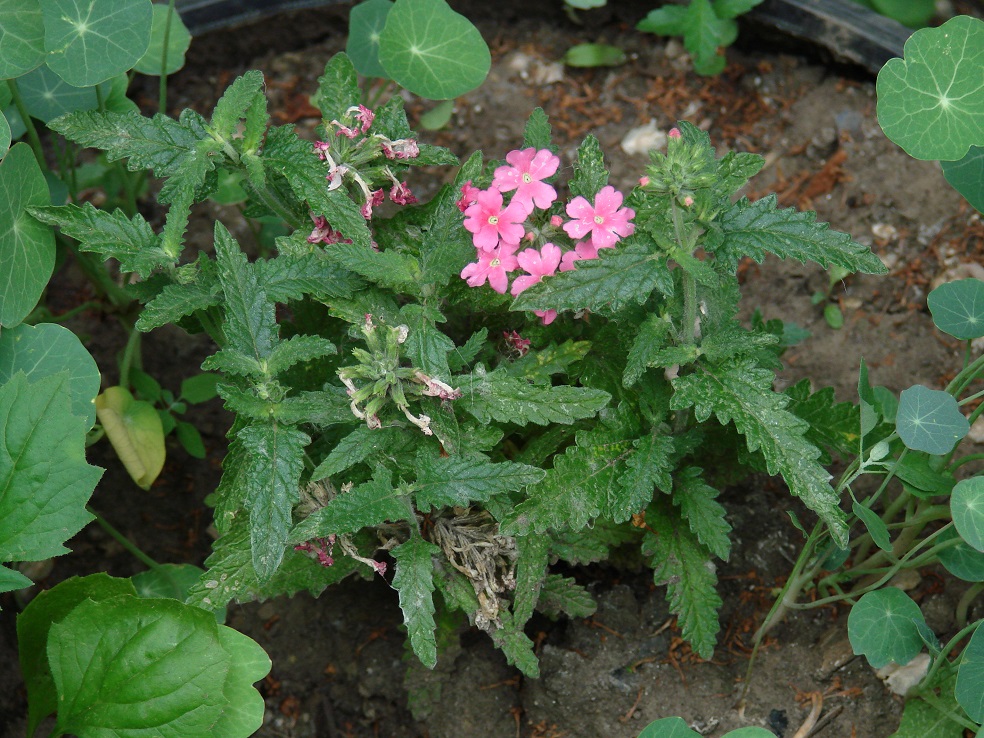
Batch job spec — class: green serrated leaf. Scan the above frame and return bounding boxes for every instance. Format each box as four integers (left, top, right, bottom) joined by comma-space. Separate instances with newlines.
642, 498, 721, 659
315, 52, 362, 121
490, 610, 540, 677
416, 153, 483, 286
328, 240, 420, 289
523, 108, 552, 150
502, 429, 634, 534
536, 574, 597, 619
310, 426, 401, 481
136, 275, 222, 332
237, 420, 309, 581
623, 313, 672, 387
0, 142, 54, 327
266, 334, 337, 376
709, 194, 887, 275
458, 365, 610, 426
414, 452, 545, 512
29, 203, 172, 278
211, 70, 265, 142
568, 134, 608, 200
506, 339, 591, 383
392, 536, 440, 668
670, 357, 847, 545
512, 534, 550, 627
513, 239, 672, 314
615, 433, 675, 520
550, 519, 640, 564
290, 466, 408, 543
674, 467, 731, 560
0, 372, 100, 563
448, 327, 487, 372
401, 304, 454, 381
785, 380, 860, 462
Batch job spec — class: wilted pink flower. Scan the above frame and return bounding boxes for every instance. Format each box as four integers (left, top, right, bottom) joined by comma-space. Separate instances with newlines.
503, 330, 531, 356
559, 240, 600, 272
390, 181, 417, 205
460, 245, 519, 294
492, 148, 560, 211
353, 104, 374, 133
463, 188, 528, 251
382, 137, 420, 160
332, 120, 360, 139
510, 243, 562, 296
313, 140, 332, 159
457, 181, 482, 212
360, 188, 385, 219
563, 185, 635, 250
307, 214, 352, 245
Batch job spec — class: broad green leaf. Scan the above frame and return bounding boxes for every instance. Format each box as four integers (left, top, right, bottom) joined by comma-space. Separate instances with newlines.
17, 574, 136, 736
16, 64, 96, 123
0, 112, 9, 156
852, 499, 892, 552
642, 498, 722, 659
952, 477, 984, 552
956, 623, 984, 721
0, 0, 44, 77
0, 565, 32, 593
458, 365, 610, 426
637, 718, 701, 738
289, 466, 408, 543
0, 142, 54, 327
187, 517, 359, 612
175, 421, 206, 458
876, 15, 984, 161
896, 385, 968, 455
671, 357, 848, 545
568, 134, 608, 201
180, 372, 221, 404
132, 563, 206, 602
414, 452, 544, 511
674, 467, 731, 560
132, 3, 191, 76
927, 278, 984, 340
501, 430, 634, 534
378, 0, 490, 100
48, 594, 267, 737
848, 588, 926, 668
212, 626, 271, 737
29, 202, 172, 278
511, 239, 672, 314
392, 536, 440, 668
42, 0, 152, 86
941, 146, 984, 213
95, 385, 165, 490
785, 380, 860, 462
536, 574, 597, 619
890, 691, 964, 738
870, 0, 934, 28
237, 420, 309, 581
347, 0, 392, 79
563, 43, 626, 68
709, 194, 888, 275
0, 322, 100, 427
936, 528, 984, 582
0, 372, 100, 562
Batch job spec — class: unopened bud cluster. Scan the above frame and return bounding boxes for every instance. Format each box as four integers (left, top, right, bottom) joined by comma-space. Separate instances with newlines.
337, 314, 461, 435
639, 126, 717, 207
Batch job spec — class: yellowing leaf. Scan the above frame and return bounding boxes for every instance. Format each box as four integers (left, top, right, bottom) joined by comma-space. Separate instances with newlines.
95, 386, 165, 490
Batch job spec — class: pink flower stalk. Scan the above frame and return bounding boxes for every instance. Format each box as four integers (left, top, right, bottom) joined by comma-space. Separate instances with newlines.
463, 188, 528, 251
559, 240, 600, 272
460, 245, 519, 294
492, 148, 560, 211
457, 181, 481, 212
381, 137, 420, 160
510, 243, 562, 296
563, 185, 635, 250
389, 181, 417, 205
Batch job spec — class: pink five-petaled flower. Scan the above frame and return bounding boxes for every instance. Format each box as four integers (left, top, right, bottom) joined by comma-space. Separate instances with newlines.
457, 180, 482, 212
463, 188, 528, 252
559, 240, 600, 272
510, 243, 562, 296
492, 148, 560, 211
460, 245, 519, 294
563, 185, 635, 250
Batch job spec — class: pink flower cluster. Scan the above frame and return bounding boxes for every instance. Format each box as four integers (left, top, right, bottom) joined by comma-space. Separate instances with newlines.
459, 148, 635, 324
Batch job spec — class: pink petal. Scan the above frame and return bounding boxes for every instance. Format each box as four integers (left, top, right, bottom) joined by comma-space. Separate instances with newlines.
528, 149, 560, 178
565, 195, 594, 219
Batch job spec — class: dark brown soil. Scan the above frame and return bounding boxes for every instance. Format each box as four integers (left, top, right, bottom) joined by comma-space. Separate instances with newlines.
3, 2, 982, 737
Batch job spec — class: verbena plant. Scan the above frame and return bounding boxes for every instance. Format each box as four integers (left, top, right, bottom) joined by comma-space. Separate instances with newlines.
16, 40, 891, 711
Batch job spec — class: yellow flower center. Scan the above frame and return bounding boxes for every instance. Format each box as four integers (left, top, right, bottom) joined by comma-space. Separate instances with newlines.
522, 173, 533, 183
594, 215, 605, 225
488, 215, 499, 225
490, 258, 501, 267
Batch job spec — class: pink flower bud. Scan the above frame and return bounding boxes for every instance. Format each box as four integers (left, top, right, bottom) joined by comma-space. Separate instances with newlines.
550, 214, 563, 227
639, 176, 650, 186
668, 128, 681, 139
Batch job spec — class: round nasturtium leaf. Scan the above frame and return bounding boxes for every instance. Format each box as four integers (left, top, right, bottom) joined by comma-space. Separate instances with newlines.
347, 0, 392, 79
95, 385, 166, 490
16, 63, 98, 123
871, 0, 935, 29
951, 476, 984, 552
942, 146, 984, 214
848, 588, 926, 668
936, 528, 984, 582
896, 385, 969, 455
637, 717, 701, 738
0, 0, 45, 78
0, 112, 9, 157
0, 142, 55, 328
41, 0, 153, 87
876, 15, 984, 161
0, 322, 100, 427
132, 3, 191, 76
927, 278, 984, 340
956, 623, 984, 722
563, 43, 627, 68
378, 0, 491, 100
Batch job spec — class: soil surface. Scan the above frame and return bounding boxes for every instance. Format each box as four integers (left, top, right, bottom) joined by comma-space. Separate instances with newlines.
3, 2, 983, 738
